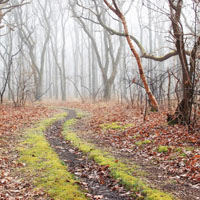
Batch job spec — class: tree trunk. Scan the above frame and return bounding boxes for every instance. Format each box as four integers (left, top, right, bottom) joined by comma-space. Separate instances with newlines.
167, 70, 172, 111
35, 80, 42, 100
167, 0, 199, 124
103, 79, 112, 100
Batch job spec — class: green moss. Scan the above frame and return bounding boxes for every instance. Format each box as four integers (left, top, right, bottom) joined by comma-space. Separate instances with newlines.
124, 123, 135, 128
133, 134, 140, 139
63, 120, 175, 200
100, 122, 134, 131
158, 146, 169, 153
142, 188, 173, 200
174, 147, 182, 153
76, 111, 86, 119
135, 140, 151, 146
170, 147, 190, 158
31, 113, 67, 133
64, 118, 76, 127
100, 122, 122, 130
180, 153, 187, 157
18, 113, 87, 200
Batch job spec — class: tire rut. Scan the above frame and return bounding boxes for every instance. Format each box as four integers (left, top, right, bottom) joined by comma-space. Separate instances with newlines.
45, 109, 134, 200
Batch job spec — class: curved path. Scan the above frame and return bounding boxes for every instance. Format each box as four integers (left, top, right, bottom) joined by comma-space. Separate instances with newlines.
45, 109, 134, 200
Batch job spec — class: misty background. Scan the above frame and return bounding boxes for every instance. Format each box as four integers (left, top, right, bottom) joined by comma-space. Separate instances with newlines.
0, 0, 199, 107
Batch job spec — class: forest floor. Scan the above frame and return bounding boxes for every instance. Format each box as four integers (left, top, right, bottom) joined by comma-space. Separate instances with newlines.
0, 101, 200, 200
0, 103, 58, 199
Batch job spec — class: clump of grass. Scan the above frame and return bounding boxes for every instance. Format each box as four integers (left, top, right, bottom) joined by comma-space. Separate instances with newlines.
179, 153, 187, 157
135, 140, 152, 146
158, 146, 169, 153
173, 147, 186, 157
76, 111, 86, 119
18, 113, 87, 200
100, 122, 134, 131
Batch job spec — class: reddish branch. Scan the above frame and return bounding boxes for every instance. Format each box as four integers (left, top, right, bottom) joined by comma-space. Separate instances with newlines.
103, 0, 159, 111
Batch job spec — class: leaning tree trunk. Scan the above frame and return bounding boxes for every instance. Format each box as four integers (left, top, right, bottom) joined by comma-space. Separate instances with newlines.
104, 0, 159, 111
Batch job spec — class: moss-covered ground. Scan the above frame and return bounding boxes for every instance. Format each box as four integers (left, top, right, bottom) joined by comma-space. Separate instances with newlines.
157, 146, 169, 153
62, 115, 176, 200
100, 122, 134, 131
18, 113, 87, 200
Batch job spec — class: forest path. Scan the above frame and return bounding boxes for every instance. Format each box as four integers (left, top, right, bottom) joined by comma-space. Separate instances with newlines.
13, 106, 199, 200
44, 109, 133, 200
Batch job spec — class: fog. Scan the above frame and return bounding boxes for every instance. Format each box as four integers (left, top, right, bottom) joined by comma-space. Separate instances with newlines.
0, 0, 199, 106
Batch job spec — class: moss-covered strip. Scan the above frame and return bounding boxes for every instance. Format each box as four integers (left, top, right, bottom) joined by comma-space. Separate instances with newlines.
18, 113, 87, 200
63, 118, 176, 200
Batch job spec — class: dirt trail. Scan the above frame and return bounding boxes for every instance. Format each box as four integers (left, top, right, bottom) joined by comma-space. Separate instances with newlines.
45, 109, 134, 200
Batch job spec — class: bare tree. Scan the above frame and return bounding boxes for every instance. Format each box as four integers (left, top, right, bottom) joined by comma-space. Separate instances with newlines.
99, 0, 199, 123
50, 0, 68, 101
13, 0, 51, 100
167, 0, 200, 124
0, 0, 28, 28
70, 0, 123, 100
